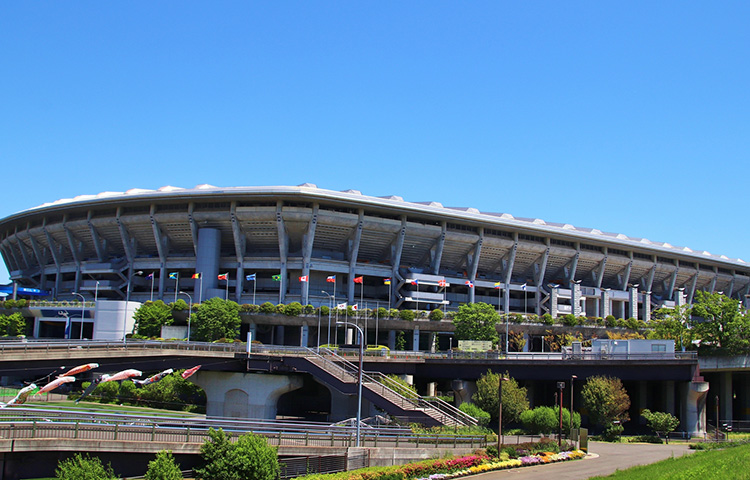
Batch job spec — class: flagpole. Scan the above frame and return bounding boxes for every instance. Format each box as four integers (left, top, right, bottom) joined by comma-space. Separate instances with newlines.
225, 273, 229, 301
253, 277, 256, 305
416, 281, 419, 314
375, 301, 379, 345
150, 274, 154, 302
174, 274, 179, 303
332, 280, 336, 345
198, 276, 203, 305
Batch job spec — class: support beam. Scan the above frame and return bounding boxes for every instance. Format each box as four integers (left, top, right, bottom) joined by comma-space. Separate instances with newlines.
709, 267, 718, 293
667, 261, 680, 300
347, 209, 364, 305
150, 205, 169, 268
301, 204, 319, 305
62, 216, 83, 293
467, 228, 484, 304
687, 272, 699, 304
503, 233, 518, 315
643, 262, 657, 293
390, 217, 407, 308
188, 202, 199, 257
618, 254, 633, 291
533, 245, 550, 315
14, 230, 32, 270
431, 221, 447, 275
592, 249, 607, 289
230, 202, 247, 303
727, 275, 736, 298
87, 211, 106, 262
564, 243, 580, 288
276, 202, 289, 304
43, 220, 63, 298
115, 208, 136, 265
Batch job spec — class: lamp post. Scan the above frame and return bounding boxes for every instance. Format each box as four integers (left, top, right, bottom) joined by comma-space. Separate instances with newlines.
336, 320, 364, 447
557, 381, 565, 446
322, 291, 334, 346
497, 375, 509, 453
570, 374, 577, 428
72, 292, 85, 340
179, 291, 193, 341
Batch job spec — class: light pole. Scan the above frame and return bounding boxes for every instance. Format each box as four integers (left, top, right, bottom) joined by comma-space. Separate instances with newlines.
322, 291, 334, 346
570, 375, 577, 437
336, 320, 364, 447
179, 291, 193, 341
557, 381, 565, 446
72, 292, 85, 340
497, 375, 509, 453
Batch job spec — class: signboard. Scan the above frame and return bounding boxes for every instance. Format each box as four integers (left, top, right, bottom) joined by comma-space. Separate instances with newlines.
457, 340, 492, 352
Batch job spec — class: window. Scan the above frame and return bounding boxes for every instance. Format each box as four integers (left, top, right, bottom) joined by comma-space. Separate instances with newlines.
651, 344, 666, 352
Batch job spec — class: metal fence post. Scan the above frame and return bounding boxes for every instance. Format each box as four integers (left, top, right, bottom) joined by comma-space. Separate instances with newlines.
114, 423, 118, 440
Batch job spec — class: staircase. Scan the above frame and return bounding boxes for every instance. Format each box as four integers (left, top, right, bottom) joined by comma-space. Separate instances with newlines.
286, 348, 477, 427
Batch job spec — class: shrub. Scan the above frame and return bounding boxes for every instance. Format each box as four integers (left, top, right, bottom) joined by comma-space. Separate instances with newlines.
3, 300, 16, 309
625, 317, 640, 330
603, 423, 624, 441
275, 303, 285, 314
520, 406, 557, 434
377, 307, 389, 318
605, 315, 617, 327
526, 314, 538, 323
303, 304, 315, 314
55, 453, 117, 480
195, 428, 279, 480
561, 314, 577, 326
459, 402, 490, 426
428, 309, 444, 321
627, 435, 663, 444
144, 450, 182, 480
283, 302, 303, 316
399, 310, 415, 321
15, 299, 27, 308
509, 313, 524, 324
319, 305, 329, 316
259, 302, 276, 314
540, 313, 554, 325
388, 309, 399, 318
171, 299, 189, 311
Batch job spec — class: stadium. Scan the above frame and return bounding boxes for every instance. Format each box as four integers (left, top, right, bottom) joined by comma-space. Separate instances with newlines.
1, 183, 748, 322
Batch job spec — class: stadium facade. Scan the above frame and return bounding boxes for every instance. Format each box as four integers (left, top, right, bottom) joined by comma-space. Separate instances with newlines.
1, 184, 748, 320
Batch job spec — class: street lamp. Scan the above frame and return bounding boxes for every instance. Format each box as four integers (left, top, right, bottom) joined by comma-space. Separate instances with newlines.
336, 320, 363, 447
322, 291, 334, 347
72, 292, 85, 340
179, 291, 193, 341
497, 375, 509, 453
570, 375, 578, 438
557, 381, 565, 446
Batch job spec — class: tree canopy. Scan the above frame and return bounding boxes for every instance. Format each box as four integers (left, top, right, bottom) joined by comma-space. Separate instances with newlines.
472, 370, 528, 425
195, 428, 279, 480
580, 375, 630, 428
641, 409, 680, 443
190, 298, 241, 342
453, 302, 500, 344
55, 453, 117, 480
133, 300, 174, 337
690, 291, 750, 355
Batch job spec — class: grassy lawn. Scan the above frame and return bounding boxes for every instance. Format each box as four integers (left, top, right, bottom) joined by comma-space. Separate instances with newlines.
589, 442, 750, 479
18, 400, 203, 418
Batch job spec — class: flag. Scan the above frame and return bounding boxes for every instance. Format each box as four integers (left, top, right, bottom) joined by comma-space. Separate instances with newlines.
521, 283, 527, 291
353, 276, 364, 284
410, 279, 419, 285
383, 278, 391, 285
272, 274, 281, 281
351, 304, 358, 311
218, 273, 228, 281
494, 282, 501, 289
299, 275, 308, 282
465, 280, 474, 288
326, 275, 336, 282
336, 302, 347, 309
192, 273, 202, 279
146, 272, 154, 279
169, 272, 178, 280
438, 279, 446, 287
246, 274, 256, 281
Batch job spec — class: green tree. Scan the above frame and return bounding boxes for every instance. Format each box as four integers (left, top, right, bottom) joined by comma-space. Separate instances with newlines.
690, 291, 750, 355
145, 450, 183, 480
473, 370, 528, 425
453, 302, 500, 344
191, 298, 241, 342
520, 406, 557, 434
133, 301, 174, 337
0, 312, 26, 336
648, 305, 693, 350
395, 331, 406, 350
459, 402, 490, 426
641, 409, 680, 443
55, 453, 117, 480
581, 375, 630, 428
195, 428, 279, 480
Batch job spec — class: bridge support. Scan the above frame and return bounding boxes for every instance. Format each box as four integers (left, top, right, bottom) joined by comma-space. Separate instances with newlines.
683, 380, 709, 437
451, 379, 477, 406
191, 371, 303, 419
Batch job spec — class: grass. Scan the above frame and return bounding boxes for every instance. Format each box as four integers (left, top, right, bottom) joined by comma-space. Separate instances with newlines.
589, 442, 750, 479
17, 400, 204, 418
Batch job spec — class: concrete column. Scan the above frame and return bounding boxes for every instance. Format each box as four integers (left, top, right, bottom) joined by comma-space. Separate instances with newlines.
550, 288, 559, 318
618, 300, 625, 320
684, 380, 709, 437
572, 283, 582, 317
742, 374, 750, 421
451, 379, 477, 405
601, 290, 611, 318
300, 324, 309, 347
275, 325, 285, 346
629, 287, 638, 320
388, 330, 396, 350
345, 327, 354, 344
412, 327, 420, 351
398, 374, 414, 386
191, 371, 303, 419
429, 332, 437, 353
675, 289, 686, 308
642, 292, 652, 321
427, 382, 437, 397
664, 380, 676, 415
594, 295, 600, 317
196, 228, 221, 301
522, 333, 530, 352
247, 322, 257, 343
639, 381, 648, 425
722, 372, 733, 422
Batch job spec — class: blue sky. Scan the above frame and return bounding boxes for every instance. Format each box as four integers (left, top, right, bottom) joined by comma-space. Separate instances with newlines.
2, 2, 749, 284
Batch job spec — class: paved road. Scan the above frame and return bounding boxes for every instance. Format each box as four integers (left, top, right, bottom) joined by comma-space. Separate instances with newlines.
471, 441, 694, 479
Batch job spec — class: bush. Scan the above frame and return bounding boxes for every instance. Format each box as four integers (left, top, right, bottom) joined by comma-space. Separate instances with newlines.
303, 304, 315, 314
616, 318, 627, 328
171, 299, 189, 311
259, 302, 276, 314
459, 402, 491, 426
55, 453, 117, 480
561, 314, 577, 326
144, 450, 182, 480
627, 435, 663, 444
603, 423, 624, 441
240, 304, 260, 313
520, 406, 557, 434
625, 317, 640, 330
605, 315, 617, 327
540, 313, 554, 325
283, 302, 303, 316
509, 313, 524, 324
15, 299, 27, 308
428, 309, 444, 321
319, 305, 330, 316
275, 303, 285, 314
377, 307, 389, 318
399, 310, 415, 321
388, 308, 399, 318
195, 428, 279, 480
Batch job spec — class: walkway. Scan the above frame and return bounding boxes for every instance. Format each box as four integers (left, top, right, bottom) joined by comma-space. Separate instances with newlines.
472, 441, 694, 479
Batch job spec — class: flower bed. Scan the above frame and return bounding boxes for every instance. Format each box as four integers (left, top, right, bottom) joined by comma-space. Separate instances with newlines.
433, 450, 586, 479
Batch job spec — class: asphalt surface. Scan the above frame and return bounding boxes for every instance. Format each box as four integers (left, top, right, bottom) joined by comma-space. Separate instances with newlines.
470, 441, 694, 479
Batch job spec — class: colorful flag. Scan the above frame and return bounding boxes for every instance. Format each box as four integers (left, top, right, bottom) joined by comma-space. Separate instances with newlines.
465, 280, 474, 288
218, 273, 228, 281
410, 279, 419, 285
351, 304, 358, 311
168, 272, 178, 280
438, 279, 446, 287
272, 274, 281, 281
336, 302, 347, 309
192, 273, 202, 279
383, 278, 391, 285
494, 281, 501, 289
326, 275, 336, 282
146, 272, 154, 279
353, 276, 364, 284
246, 274, 256, 281
521, 283, 527, 290
299, 275, 308, 282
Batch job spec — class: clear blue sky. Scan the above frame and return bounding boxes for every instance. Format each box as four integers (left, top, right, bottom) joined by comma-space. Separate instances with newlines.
2, 2, 749, 284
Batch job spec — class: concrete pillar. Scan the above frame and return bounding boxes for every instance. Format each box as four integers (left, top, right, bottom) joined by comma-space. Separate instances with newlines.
675, 289, 686, 308
618, 301, 626, 320
427, 382, 437, 397
665, 380, 676, 415
247, 322, 257, 343
196, 228, 221, 301
642, 292, 651, 321
345, 327, 354, 344
398, 374, 414, 386
601, 290, 611, 318
429, 332, 437, 353
572, 283, 582, 317
522, 333, 530, 352
722, 372, 733, 422
275, 325, 285, 346
742, 374, 750, 421
191, 371, 303, 419
388, 330, 396, 350
451, 379, 477, 405
412, 327, 420, 351
300, 324, 309, 347
639, 380, 648, 425
550, 288, 559, 318
328, 386, 378, 422
684, 380, 709, 437
629, 287, 638, 320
